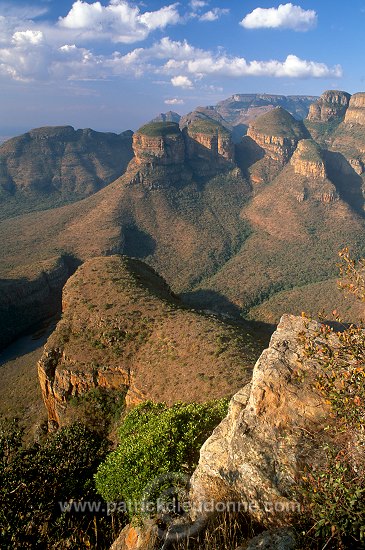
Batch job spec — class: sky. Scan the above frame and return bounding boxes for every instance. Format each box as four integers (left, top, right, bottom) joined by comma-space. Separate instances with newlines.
0, 0, 364, 135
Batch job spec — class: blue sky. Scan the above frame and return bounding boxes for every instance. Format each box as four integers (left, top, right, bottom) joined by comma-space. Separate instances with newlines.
0, 0, 364, 135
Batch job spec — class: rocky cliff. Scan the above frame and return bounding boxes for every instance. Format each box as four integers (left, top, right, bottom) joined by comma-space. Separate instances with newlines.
247, 108, 308, 165
344, 92, 365, 125
0, 126, 133, 217
0, 256, 75, 349
307, 90, 351, 122
189, 314, 332, 527
38, 255, 262, 428
290, 139, 326, 179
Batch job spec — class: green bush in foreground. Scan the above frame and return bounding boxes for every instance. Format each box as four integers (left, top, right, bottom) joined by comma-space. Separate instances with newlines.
94, 399, 228, 512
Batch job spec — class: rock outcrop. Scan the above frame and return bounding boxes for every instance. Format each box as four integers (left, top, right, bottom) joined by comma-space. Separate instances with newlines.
38, 255, 261, 428
247, 108, 307, 165
189, 315, 332, 527
344, 92, 365, 125
290, 139, 326, 179
133, 122, 185, 166
307, 90, 351, 122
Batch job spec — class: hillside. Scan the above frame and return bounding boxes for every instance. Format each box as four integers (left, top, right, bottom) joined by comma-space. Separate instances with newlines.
0, 126, 133, 219
38, 255, 264, 428
1, 92, 365, 349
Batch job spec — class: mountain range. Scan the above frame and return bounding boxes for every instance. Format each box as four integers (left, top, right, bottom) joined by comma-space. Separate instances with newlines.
0, 90, 364, 352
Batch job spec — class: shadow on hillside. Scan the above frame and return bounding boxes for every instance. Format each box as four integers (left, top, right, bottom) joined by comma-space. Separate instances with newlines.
235, 136, 265, 178
180, 289, 275, 337
325, 151, 365, 216
122, 225, 156, 258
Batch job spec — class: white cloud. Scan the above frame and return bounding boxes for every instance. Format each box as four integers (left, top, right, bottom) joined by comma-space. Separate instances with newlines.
185, 53, 340, 78
171, 75, 193, 88
164, 98, 184, 104
199, 8, 229, 22
240, 3, 317, 32
190, 0, 207, 10
12, 30, 44, 46
59, 0, 181, 43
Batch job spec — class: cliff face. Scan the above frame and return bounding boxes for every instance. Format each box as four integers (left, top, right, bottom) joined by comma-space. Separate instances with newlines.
290, 139, 326, 179
307, 90, 351, 122
189, 315, 332, 527
133, 125, 185, 166
131, 120, 235, 184
247, 108, 308, 165
344, 92, 365, 125
38, 255, 261, 428
0, 256, 74, 349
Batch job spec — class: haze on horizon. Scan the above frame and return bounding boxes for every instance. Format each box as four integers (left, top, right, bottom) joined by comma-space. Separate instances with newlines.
0, 0, 363, 136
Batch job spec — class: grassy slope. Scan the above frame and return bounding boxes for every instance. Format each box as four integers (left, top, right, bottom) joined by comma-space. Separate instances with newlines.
47, 255, 267, 407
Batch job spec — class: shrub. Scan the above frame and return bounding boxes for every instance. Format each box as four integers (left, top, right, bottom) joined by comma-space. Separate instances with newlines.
94, 399, 228, 513
0, 422, 120, 548
297, 250, 365, 548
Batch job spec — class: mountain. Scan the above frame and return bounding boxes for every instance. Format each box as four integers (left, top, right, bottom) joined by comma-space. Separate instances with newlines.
151, 111, 181, 124
0, 126, 133, 219
1, 90, 365, 349
38, 255, 264, 428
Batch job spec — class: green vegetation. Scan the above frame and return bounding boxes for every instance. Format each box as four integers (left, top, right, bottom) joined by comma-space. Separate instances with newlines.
294, 139, 323, 162
297, 250, 365, 548
95, 399, 228, 512
250, 107, 307, 139
0, 421, 120, 548
187, 118, 230, 136
66, 387, 127, 437
137, 121, 181, 137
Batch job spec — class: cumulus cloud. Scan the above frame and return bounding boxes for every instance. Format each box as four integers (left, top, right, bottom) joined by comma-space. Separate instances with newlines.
171, 75, 193, 88
164, 98, 184, 104
240, 3, 317, 31
12, 29, 44, 46
164, 52, 342, 78
59, 0, 181, 43
199, 8, 229, 22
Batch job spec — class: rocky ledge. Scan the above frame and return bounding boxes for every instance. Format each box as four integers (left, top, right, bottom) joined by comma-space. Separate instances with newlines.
290, 139, 326, 179
247, 108, 307, 165
307, 90, 351, 123
189, 314, 333, 527
344, 92, 365, 125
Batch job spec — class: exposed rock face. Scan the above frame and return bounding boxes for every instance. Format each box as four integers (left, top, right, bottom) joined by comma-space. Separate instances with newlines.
0, 126, 133, 200
131, 122, 189, 189
344, 92, 365, 125
151, 111, 181, 124
0, 256, 74, 349
38, 255, 259, 428
307, 90, 351, 122
132, 119, 235, 183
290, 139, 326, 179
133, 123, 185, 166
247, 108, 307, 165
184, 120, 235, 164
189, 315, 332, 527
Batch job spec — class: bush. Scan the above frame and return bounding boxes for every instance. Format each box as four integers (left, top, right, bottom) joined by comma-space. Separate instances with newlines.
94, 399, 228, 513
297, 250, 365, 548
0, 422, 120, 548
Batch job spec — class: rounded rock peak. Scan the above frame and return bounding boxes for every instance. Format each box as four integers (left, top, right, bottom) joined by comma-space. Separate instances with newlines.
307, 90, 351, 122
249, 107, 306, 139
135, 121, 181, 138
